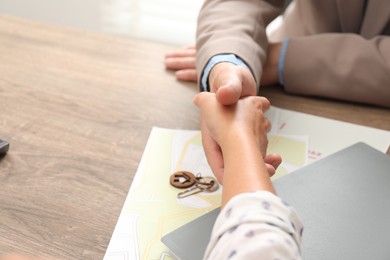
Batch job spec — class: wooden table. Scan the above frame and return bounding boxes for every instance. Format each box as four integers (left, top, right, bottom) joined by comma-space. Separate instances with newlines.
0, 15, 389, 259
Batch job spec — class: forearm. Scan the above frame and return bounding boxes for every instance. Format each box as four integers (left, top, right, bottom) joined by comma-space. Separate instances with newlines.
221, 133, 275, 207
284, 34, 390, 107
196, 0, 283, 87
204, 191, 303, 259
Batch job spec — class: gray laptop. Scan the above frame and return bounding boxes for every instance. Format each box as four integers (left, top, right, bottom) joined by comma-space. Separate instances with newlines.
161, 143, 390, 260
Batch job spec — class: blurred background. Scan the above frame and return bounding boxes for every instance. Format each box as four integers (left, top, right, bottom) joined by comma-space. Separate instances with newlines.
0, 0, 203, 46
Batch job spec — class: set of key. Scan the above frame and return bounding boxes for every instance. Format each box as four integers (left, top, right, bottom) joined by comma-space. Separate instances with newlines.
169, 171, 219, 199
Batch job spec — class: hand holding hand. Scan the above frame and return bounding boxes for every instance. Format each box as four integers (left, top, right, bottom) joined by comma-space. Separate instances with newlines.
193, 92, 281, 184
208, 62, 257, 105
199, 63, 257, 180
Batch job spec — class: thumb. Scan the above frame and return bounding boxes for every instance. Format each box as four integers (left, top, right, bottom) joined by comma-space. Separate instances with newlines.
209, 63, 243, 105
211, 64, 256, 105
215, 79, 242, 105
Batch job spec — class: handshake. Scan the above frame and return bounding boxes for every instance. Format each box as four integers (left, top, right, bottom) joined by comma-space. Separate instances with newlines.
165, 46, 282, 206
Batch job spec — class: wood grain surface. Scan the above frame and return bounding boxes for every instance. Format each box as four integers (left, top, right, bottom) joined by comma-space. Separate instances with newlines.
0, 14, 389, 260
0, 15, 199, 260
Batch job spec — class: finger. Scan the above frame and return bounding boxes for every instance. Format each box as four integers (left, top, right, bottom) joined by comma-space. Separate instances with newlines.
193, 92, 216, 110
184, 44, 196, 49
193, 92, 207, 107
201, 122, 225, 184
164, 57, 196, 70
265, 163, 276, 177
259, 97, 270, 112
176, 69, 198, 82
264, 118, 272, 133
264, 153, 282, 170
164, 48, 196, 58
260, 137, 269, 158
205, 141, 224, 184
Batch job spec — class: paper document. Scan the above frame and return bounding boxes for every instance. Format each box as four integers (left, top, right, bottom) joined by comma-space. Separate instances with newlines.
104, 106, 390, 260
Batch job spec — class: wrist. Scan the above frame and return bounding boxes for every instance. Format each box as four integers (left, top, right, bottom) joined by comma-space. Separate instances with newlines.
221, 130, 260, 157
221, 132, 274, 206
260, 42, 282, 86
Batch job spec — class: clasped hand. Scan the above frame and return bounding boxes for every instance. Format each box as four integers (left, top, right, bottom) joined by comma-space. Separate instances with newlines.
166, 46, 282, 184
199, 52, 283, 183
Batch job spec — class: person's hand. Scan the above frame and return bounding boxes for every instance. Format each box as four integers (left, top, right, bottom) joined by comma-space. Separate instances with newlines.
165, 46, 258, 104
260, 42, 282, 86
164, 42, 282, 87
164, 45, 197, 82
200, 62, 257, 181
208, 62, 257, 105
193, 92, 282, 183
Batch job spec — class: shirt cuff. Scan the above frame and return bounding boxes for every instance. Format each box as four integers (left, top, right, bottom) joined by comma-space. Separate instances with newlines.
278, 38, 289, 86
201, 54, 250, 92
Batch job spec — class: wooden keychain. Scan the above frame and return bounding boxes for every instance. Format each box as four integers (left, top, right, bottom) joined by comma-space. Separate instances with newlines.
169, 171, 196, 189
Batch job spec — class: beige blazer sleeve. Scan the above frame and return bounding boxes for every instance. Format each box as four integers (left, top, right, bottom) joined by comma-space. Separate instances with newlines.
284, 34, 390, 107
196, 0, 390, 108
196, 0, 284, 89
282, 1, 390, 108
